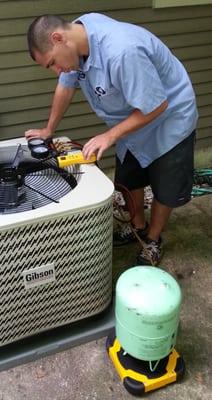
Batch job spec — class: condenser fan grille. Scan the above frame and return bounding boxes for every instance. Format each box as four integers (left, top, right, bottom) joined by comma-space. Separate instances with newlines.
0, 146, 80, 213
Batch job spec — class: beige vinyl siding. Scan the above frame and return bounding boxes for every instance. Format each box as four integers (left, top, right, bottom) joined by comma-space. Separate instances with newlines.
0, 0, 211, 168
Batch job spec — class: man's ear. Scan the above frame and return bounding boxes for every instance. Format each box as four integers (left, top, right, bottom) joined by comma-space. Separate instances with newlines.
51, 32, 63, 45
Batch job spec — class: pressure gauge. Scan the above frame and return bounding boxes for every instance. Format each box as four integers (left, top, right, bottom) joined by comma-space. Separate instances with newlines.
28, 138, 45, 149
31, 145, 49, 159
28, 138, 49, 159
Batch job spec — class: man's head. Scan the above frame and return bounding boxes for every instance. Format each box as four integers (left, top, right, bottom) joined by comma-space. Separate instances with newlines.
27, 15, 84, 75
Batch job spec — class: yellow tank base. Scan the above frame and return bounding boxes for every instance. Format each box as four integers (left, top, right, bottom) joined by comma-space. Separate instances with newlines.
106, 332, 185, 397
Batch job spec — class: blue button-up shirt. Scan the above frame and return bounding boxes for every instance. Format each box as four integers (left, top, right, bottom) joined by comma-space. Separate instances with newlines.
59, 13, 198, 167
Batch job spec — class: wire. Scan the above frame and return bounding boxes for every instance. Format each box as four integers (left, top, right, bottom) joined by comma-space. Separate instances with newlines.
113, 182, 136, 223
113, 183, 156, 266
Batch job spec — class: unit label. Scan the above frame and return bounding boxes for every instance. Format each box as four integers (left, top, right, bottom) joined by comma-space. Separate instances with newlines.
22, 263, 55, 289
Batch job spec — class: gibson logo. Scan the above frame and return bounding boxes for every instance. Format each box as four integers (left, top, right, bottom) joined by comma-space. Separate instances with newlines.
22, 263, 55, 289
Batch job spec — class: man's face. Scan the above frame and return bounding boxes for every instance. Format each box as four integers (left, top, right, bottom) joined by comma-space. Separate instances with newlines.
34, 41, 80, 76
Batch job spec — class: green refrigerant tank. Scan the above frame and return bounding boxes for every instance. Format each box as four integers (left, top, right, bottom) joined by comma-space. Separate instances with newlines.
115, 266, 182, 362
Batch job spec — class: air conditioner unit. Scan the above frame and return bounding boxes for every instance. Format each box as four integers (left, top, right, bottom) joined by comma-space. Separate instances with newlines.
0, 136, 114, 347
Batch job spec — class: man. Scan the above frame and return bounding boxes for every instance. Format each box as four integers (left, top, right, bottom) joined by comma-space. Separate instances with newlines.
25, 13, 198, 265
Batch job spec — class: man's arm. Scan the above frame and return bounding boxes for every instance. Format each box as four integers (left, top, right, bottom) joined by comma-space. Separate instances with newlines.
25, 84, 76, 140
83, 100, 168, 160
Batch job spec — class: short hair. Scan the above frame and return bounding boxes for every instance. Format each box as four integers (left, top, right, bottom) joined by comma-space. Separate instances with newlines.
27, 14, 70, 60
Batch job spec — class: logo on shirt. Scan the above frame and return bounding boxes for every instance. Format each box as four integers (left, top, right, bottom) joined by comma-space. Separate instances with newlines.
95, 86, 106, 97
77, 71, 86, 80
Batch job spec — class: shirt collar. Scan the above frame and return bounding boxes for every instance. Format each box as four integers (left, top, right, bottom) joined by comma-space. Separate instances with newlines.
74, 16, 102, 72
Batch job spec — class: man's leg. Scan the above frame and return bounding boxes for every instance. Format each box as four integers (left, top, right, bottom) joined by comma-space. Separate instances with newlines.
137, 131, 195, 265
131, 188, 146, 229
113, 151, 149, 246
135, 197, 170, 266
148, 198, 172, 241
113, 187, 149, 246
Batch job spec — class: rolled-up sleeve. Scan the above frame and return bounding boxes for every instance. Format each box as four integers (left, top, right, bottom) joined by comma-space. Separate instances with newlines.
111, 46, 167, 115
59, 71, 79, 88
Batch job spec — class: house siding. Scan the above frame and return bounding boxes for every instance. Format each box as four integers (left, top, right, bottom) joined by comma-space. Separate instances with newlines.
0, 0, 211, 168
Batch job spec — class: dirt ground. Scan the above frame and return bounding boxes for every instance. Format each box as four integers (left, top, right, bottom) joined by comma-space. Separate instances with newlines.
0, 193, 211, 400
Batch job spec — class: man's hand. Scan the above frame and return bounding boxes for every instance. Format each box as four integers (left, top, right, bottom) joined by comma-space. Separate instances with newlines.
82, 132, 115, 161
83, 103, 168, 160
25, 128, 52, 140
